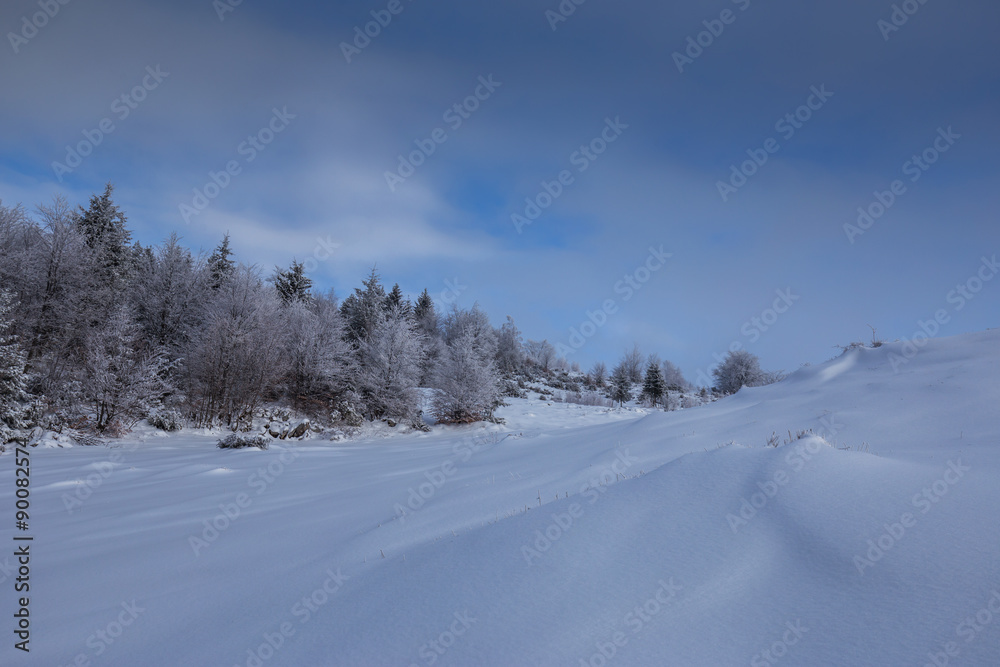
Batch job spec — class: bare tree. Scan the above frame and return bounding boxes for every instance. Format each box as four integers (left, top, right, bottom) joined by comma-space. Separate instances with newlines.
355, 303, 424, 421
590, 361, 607, 387
84, 306, 172, 432
621, 343, 643, 384
186, 266, 286, 430
433, 328, 501, 423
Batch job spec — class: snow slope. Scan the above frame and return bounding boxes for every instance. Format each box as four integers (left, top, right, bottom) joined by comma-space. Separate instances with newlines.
2, 330, 999, 666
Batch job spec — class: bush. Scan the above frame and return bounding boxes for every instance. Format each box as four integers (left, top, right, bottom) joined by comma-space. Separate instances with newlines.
712, 350, 783, 395
148, 409, 184, 432
217, 433, 270, 450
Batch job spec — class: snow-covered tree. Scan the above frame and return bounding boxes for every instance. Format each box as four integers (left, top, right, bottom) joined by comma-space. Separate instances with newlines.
621, 344, 643, 384
712, 350, 781, 395
609, 362, 632, 407
341, 267, 386, 343
355, 303, 423, 421
272, 260, 312, 305
661, 359, 688, 391
0, 290, 30, 445
207, 233, 235, 289
23, 198, 94, 364
495, 316, 524, 376
590, 361, 607, 387
442, 305, 497, 361
432, 328, 502, 424
186, 266, 286, 430
76, 182, 133, 293
83, 306, 172, 432
132, 233, 209, 354
282, 291, 353, 409
525, 339, 556, 372
640, 361, 665, 407
412, 288, 442, 385
385, 283, 410, 315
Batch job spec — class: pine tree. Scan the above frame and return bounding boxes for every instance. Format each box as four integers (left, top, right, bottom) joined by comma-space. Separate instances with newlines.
341, 267, 386, 342
0, 290, 29, 445
641, 361, 665, 407
385, 283, 411, 315
411, 288, 441, 385
272, 260, 312, 304
76, 182, 133, 292
609, 361, 632, 407
413, 288, 437, 333
207, 233, 235, 289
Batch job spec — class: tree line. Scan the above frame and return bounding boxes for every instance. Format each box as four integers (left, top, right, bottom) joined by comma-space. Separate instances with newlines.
0, 183, 778, 444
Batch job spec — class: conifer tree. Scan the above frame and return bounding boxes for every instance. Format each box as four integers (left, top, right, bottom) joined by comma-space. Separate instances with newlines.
208, 233, 235, 289
641, 360, 665, 407
0, 290, 29, 445
272, 260, 312, 304
609, 362, 632, 407
76, 182, 133, 292
385, 283, 411, 315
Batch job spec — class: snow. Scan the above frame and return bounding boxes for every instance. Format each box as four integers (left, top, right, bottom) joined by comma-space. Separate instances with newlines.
3, 329, 1000, 666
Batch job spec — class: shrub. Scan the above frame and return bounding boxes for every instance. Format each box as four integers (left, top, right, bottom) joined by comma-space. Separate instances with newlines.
217, 433, 270, 450
148, 409, 184, 432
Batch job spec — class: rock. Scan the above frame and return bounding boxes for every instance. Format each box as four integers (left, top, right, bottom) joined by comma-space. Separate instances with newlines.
386, 419, 396, 428
267, 422, 282, 438
288, 419, 309, 439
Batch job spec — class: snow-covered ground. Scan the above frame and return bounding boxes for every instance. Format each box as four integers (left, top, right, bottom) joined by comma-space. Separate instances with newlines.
3, 330, 999, 666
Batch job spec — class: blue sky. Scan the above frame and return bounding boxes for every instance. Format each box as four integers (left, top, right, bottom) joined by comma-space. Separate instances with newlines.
1, 0, 998, 383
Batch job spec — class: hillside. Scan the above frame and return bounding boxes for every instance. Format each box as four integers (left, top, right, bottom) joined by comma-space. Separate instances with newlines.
3, 330, 999, 666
